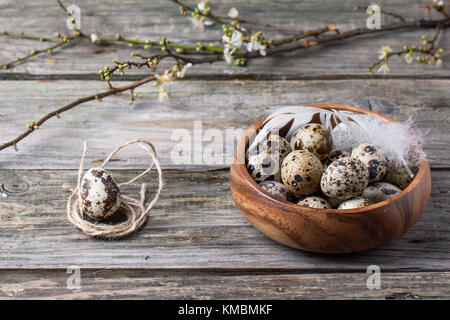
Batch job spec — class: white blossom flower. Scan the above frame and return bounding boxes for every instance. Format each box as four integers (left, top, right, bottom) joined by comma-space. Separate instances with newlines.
377, 62, 390, 74
189, 16, 205, 32
223, 47, 233, 64
222, 30, 242, 64
436, 58, 443, 67
223, 30, 242, 50
159, 88, 169, 102
404, 53, 413, 64
177, 63, 192, 78
228, 7, 239, 18
378, 46, 392, 60
90, 33, 99, 43
247, 34, 267, 56
198, 0, 208, 12
155, 69, 174, 86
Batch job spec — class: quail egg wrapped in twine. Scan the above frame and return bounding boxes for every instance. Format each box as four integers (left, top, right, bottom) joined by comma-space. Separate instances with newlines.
65, 139, 163, 239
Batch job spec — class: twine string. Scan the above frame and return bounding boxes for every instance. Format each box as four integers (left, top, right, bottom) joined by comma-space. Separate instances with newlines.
66, 139, 163, 239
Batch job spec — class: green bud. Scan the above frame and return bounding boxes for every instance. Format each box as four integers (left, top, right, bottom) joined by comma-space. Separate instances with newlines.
131, 52, 137, 56
144, 45, 149, 50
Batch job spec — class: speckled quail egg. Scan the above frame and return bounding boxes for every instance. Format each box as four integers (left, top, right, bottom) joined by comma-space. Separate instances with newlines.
297, 196, 331, 209
338, 197, 370, 209
323, 149, 351, 168
80, 168, 121, 220
259, 180, 295, 202
362, 182, 402, 203
383, 160, 416, 190
281, 150, 324, 197
351, 143, 388, 182
320, 157, 369, 200
290, 123, 333, 160
331, 122, 361, 151
247, 152, 281, 182
258, 134, 291, 162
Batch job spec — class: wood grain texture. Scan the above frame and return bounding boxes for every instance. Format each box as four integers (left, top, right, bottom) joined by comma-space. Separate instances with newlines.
230, 105, 432, 253
0, 169, 448, 270
1, 269, 449, 299
0, 0, 449, 78
0, 0, 449, 299
0, 79, 449, 170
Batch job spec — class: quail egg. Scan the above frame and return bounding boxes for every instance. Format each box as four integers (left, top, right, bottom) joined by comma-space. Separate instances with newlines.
290, 123, 333, 160
383, 160, 416, 190
323, 149, 351, 168
258, 134, 291, 162
247, 152, 281, 182
80, 168, 121, 220
259, 180, 295, 202
281, 150, 324, 197
351, 143, 388, 182
320, 157, 369, 200
338, 197, 370, 209
297, 196, 331, 209
362, 182, 402, 203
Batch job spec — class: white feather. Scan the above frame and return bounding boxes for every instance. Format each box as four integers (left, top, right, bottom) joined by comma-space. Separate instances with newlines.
247, 106, 427, 174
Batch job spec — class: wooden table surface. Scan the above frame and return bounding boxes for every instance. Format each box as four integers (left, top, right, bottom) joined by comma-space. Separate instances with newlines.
0, 0, 449, 299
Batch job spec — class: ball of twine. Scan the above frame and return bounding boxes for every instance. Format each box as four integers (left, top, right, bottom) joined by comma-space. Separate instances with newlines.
65, 139, 163, 239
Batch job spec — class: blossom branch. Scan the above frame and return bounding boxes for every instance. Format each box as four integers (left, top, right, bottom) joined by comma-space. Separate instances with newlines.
1, 36, 72, 69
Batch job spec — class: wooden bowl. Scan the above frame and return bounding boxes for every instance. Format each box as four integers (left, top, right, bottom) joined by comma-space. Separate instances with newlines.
230, 104, 431, 254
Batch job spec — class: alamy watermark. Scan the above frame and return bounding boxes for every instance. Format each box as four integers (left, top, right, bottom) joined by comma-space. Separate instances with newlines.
366, 265, 381, 290
366, 5, 381, 30
66, 265, 81, 289
66, 5, 81, 30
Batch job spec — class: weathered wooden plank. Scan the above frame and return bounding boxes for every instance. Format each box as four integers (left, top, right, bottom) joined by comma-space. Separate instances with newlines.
0, 0, 448, 77
0, 169, 449, 270
0, 79, 448, 169
1, 269, 449, 299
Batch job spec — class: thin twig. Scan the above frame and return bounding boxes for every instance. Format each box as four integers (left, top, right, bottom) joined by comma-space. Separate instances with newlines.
354, 5, 406, 22
1, 37, 71, 69
57, 0, 71, 17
